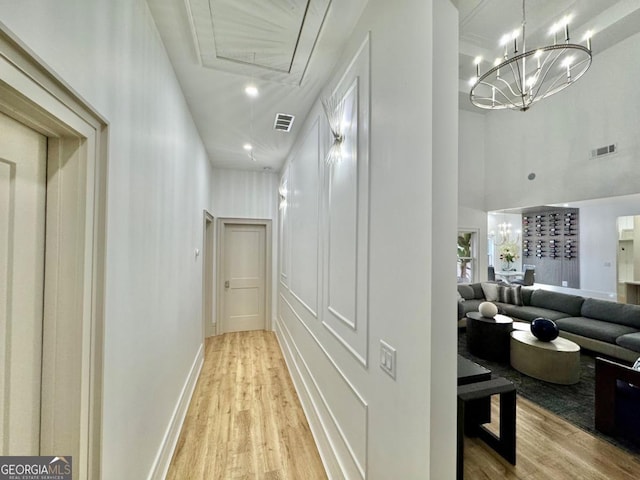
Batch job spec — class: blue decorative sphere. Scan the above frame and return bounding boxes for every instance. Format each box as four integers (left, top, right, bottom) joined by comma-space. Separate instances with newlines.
531, 317, 559, 342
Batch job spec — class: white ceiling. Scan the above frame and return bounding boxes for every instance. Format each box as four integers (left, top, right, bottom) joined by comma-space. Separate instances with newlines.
146, 1, 640, 172
146, 0, 368, 172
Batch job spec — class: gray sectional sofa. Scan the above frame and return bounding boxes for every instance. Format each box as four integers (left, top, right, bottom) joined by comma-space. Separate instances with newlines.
458, 282, 640, 363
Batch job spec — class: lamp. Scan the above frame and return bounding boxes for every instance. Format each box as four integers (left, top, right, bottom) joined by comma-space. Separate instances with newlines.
321, 94, 344, 165
469, 0, 592, 112
278, 178, 288, 210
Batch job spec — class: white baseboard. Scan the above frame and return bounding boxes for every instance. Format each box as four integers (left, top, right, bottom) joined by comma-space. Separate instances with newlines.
274, 316, 345, 479
147, 343, 204, 480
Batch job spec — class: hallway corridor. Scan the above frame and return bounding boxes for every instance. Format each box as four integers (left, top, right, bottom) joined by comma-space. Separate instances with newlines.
166, 331, 327, 479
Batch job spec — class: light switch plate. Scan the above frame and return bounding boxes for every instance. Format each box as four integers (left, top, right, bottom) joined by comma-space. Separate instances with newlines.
380, 340, 396, 379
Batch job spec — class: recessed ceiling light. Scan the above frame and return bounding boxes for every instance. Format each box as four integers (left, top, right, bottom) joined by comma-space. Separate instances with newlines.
243, 143, 253, 151
245, 85, 258, 97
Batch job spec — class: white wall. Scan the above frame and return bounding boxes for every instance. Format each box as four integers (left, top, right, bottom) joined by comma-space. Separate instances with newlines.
483, 32, 640, 212
276, 1, 458, 478
458, 109, 485, 209
211, 167, 279, 327
459, 109, 489, 281
563, 194, 640, 297
212, 167, 278, 219
0, 1, 214, 478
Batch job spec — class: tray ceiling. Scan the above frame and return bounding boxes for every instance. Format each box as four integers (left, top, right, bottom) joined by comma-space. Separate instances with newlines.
186, 0, 331, 84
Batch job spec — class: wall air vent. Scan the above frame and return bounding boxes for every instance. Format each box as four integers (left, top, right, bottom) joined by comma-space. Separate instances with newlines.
590, 144, 617, 159
274, 113, 295, 132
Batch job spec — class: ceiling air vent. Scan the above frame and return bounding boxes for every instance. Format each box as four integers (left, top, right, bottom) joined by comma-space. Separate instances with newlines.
274, 113, 295, 132
591, 144, 617, 159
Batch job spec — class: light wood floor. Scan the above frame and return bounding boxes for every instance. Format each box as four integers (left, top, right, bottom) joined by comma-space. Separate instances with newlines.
464, 395, 640, 479
166, 330, 328, 480
167, 331, 640, 479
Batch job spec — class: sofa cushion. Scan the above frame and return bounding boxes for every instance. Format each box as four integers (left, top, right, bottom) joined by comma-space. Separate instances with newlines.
499, 305, 568, 322
555, 317, 638, 344
459, 299, 483, 319
521, 287, 534, 306
481, 282, 500, 302
530, 289, 585, 317
497, 284, 523, 306
616, 332, 640, 353
470, 283, 484, 299
581, 298, 640, 330
458, 284, 475, 300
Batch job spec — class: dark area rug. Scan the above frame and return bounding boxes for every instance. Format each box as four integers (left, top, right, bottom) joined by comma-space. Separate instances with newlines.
458, 331, 640, 457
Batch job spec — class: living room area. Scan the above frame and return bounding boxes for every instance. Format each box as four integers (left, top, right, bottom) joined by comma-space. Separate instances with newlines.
456, 0, 640, 478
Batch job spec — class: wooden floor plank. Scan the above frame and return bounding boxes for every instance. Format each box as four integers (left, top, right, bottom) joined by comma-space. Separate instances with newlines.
464, 395, 640, 479
166, 331, 328, 480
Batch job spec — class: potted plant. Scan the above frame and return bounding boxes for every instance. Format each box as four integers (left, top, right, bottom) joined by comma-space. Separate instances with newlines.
499, 243, 519, 271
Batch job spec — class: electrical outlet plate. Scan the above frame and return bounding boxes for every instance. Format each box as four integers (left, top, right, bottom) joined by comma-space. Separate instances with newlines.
380, 340, 396, 379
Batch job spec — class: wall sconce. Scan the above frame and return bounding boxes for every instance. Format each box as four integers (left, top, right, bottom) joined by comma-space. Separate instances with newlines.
278, 183, 287, 210
321, 94, 344, 165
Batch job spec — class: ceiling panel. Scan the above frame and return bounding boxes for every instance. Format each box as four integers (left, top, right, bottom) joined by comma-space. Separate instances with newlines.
186, 0, 331, 85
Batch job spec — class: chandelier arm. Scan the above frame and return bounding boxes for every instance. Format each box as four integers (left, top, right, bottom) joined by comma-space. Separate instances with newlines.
490, 83, 525, 110
495, 76, 525, 99
535, 48, 590, 101
471, 77, 527, 110
506, 59, 526, 97
528, 49, 565, 103
512, 57, 529, 109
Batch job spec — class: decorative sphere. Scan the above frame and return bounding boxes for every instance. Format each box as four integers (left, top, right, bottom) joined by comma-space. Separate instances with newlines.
478, 302, 498, 318
531, 317, 559, 342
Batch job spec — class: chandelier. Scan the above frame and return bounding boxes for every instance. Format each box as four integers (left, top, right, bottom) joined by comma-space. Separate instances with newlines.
493, 222, 520, 246
469, 0, 592, 112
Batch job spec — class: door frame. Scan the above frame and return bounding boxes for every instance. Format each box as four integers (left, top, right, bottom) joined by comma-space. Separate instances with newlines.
216, 218, 272, 335
0, 28, 107, 478
202, 210, 215, 338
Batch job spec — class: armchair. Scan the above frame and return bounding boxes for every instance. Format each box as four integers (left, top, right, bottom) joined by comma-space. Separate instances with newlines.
595, 357, 640, 443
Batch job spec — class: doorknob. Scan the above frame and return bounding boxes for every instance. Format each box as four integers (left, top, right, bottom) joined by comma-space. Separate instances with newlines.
225, 280, 229, 288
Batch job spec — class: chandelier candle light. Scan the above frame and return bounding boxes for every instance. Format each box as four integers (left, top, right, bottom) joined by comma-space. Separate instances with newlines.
494, 222, 520, 246
469, 0, 592, 111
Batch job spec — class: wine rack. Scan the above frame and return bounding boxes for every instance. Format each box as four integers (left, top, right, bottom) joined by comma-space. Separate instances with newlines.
521, 207, 579, 288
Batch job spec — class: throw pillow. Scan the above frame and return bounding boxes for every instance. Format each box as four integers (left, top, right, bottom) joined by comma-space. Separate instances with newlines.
457, 290, 465, 303
629, 357, 640, 388
498, 284, 524, 306
481, 282, 500, 302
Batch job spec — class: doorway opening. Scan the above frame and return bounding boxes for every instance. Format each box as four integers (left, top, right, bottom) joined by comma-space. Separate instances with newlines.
203, 211, 215, 338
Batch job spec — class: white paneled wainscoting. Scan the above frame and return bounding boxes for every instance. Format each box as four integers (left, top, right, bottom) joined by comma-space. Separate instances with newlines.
275, 0, 459, 478
277, 29, 370, 480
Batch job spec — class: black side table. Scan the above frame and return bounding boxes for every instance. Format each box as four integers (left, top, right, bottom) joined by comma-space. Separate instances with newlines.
466, 312, 513, 362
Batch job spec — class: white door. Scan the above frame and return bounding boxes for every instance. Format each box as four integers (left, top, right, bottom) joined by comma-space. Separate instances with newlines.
221, 224, 266, 333
0, 111, 47, 454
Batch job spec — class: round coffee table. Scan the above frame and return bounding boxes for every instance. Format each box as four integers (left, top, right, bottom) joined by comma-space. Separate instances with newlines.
512, 321, 530, 331
466, 312, 513, 362
510, 330, 580, 385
